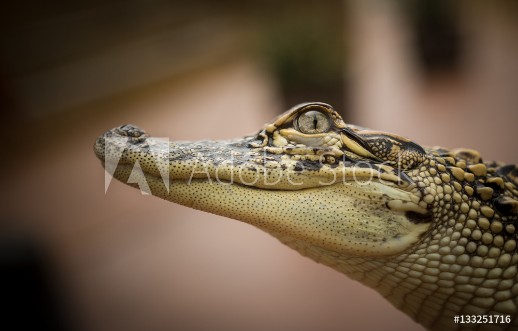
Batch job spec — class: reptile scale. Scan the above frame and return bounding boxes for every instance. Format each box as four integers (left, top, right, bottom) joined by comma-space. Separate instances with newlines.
94, 103, 518, 330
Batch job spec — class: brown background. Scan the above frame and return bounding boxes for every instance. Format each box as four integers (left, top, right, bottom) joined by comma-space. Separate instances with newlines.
1, 1, 517, 331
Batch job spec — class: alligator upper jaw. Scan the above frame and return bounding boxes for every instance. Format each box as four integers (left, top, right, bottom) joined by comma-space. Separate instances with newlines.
94, 124, 417, 193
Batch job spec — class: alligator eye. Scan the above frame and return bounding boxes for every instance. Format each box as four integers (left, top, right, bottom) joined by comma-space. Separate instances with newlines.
296, 110, 331, 134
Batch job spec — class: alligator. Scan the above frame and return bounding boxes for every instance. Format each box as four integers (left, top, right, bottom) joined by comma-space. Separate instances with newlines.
94, 102, 518, 330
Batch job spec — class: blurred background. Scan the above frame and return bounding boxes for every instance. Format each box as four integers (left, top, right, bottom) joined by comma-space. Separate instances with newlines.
0, 1, 517, 330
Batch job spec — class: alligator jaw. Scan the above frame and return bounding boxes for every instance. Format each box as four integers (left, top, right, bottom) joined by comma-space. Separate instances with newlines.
94, 124, 430, 258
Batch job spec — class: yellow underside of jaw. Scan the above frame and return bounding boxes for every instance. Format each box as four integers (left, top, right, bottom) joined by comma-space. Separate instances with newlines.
109, 163, 430, 258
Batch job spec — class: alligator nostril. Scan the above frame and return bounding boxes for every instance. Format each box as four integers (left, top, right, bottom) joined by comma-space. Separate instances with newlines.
115, 124, 147, 138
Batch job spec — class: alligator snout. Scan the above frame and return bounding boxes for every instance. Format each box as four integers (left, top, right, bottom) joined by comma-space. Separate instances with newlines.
94, 124, 149, 162
112, 124, 148, 139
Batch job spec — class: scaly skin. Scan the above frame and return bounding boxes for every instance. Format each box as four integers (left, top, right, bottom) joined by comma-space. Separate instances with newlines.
94, 103, 518, 330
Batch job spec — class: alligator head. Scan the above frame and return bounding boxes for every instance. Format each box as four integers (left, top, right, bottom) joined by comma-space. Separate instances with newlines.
94, 102, 518, 330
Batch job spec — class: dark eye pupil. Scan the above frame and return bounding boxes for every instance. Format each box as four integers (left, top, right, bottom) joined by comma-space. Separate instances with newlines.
313, 116, 318, 129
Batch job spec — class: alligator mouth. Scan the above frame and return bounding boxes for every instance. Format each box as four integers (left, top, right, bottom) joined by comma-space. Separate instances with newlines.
94, 124, 432, 256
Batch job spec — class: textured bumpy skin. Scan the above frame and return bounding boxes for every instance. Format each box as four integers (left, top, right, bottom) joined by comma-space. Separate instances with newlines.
94, 103, 518, 331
